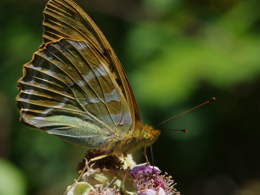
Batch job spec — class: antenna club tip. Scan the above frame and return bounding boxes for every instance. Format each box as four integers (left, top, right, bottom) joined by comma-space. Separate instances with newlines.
183, 129, 188, 133
210, 97, 216, 102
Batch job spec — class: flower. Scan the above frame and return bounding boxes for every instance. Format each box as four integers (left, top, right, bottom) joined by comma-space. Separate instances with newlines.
65, 150, 180, 195
130, 165, 179, 195
138, 188, 167, 195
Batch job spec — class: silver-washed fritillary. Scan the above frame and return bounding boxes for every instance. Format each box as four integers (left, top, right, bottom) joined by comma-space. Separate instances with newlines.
17, 0, 160, 164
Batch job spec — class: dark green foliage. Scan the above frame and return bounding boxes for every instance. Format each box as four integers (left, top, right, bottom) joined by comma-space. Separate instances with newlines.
1, 0, 260, 194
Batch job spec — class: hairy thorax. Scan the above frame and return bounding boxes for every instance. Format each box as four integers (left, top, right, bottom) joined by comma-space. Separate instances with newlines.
103, 122, 161, 154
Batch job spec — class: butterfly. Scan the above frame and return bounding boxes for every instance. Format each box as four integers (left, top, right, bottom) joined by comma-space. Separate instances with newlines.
17, 0, 160, 165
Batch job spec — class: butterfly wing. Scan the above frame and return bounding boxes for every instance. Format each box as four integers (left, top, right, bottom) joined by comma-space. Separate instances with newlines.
42, 0, 140, 122
17, 0, 139, 148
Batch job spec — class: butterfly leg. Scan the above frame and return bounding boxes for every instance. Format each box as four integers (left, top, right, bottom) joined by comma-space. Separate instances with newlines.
63, 153, 111, 195
143, 146, 151, 165
122, 153, 130, 195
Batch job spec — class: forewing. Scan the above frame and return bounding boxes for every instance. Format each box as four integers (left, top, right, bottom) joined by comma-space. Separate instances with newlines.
17, 39, 132, 147
42, 0, 140, 123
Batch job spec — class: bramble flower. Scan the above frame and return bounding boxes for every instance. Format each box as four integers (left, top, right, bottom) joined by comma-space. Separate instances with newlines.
66, 150, 180, 195
130, 165, 180, 195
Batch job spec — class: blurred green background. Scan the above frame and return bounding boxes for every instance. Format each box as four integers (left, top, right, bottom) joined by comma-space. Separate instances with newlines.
1, 0, 260, 194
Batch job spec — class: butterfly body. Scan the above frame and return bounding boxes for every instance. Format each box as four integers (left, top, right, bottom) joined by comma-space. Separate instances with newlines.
17, 0, 160, 156
103, 122, 160, 154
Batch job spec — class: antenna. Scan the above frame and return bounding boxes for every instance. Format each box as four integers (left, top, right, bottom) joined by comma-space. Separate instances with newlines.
154, 97, 216, 129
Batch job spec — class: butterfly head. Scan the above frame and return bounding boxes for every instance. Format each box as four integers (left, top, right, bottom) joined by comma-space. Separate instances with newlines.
136, 122, 161, 146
